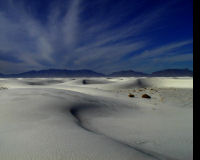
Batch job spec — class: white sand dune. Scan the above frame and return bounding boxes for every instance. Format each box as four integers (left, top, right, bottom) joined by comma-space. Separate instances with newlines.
0, 77, 193, 160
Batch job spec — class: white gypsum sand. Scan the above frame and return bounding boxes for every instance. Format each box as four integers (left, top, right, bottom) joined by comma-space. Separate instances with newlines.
0, 77, 193, 160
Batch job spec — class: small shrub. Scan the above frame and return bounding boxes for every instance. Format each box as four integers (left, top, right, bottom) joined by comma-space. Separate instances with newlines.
142, 94, 151, 99
128, 93, 135, 97
0, 87, 8, 90
82, 80, 87, 84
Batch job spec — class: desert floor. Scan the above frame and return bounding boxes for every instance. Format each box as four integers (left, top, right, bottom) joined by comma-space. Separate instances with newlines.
0, 77, 193, 160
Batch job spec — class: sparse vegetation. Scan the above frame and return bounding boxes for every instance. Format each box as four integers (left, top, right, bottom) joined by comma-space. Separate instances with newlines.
128, 93, 135, 97
0, 87, 8, 90
82, 80, 87, 84
142, 94, 151, 99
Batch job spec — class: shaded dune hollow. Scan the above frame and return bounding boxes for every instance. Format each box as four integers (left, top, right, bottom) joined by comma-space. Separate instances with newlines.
0, 88, 162, 160
82, 79, 113, 85
24, 79, 64, 85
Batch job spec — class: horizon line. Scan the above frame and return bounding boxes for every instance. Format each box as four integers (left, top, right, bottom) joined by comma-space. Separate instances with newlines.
0, 67, 193, 75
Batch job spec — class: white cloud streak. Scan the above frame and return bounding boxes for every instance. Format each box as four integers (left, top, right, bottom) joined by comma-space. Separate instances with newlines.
130, 40, 193, 62
62, 0, 80, 48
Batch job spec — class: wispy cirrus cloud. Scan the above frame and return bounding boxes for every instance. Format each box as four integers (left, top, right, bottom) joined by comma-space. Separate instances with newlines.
62, 0, 80, 48
123, 40, 193, 72
0, 0, 193, 73
129, 40, 193, 61
152, 53, 193, 63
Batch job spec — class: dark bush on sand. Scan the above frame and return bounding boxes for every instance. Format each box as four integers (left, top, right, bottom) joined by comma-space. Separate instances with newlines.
82, 80, 87, 84
142, 94, 151, 99
0, 87, 8, 90
128, 93, 135, 97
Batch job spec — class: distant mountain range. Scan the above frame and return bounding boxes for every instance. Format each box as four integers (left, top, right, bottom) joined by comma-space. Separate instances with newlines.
151, 69, 193, 77
0, 69, 104, 78
0, 68, 193, 78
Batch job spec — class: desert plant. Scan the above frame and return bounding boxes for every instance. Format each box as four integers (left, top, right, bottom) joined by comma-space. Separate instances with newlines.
142, 94, 151, 99
128, 93, 135, 97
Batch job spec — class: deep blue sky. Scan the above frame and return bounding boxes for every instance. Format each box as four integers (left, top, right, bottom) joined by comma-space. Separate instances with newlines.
0, 0, 193, 74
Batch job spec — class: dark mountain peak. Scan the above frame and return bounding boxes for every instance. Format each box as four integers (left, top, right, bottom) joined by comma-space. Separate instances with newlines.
109, 70, 148, 77
0, 73, 4, 77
